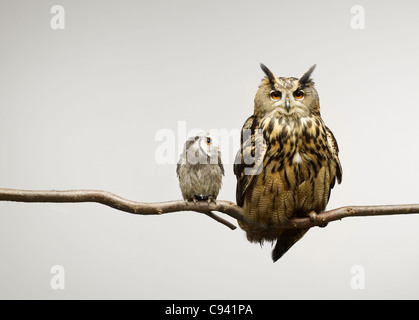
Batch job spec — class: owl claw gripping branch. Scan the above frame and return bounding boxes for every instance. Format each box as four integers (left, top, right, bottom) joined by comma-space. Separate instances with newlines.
234, 64, 342, 262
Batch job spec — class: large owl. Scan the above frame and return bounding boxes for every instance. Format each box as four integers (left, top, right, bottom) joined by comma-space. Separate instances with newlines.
234, 64, 342, 262
177, 133, 224, 202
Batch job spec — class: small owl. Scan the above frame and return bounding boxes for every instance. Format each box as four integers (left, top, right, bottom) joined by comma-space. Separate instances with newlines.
177, 133, 224, 202
234, 64, 342, 262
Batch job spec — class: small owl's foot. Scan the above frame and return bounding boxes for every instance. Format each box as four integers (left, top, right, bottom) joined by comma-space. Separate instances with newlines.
207, 197, 217, 205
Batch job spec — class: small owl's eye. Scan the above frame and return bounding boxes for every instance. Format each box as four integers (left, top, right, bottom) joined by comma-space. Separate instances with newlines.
293, 90, 304, 100
206, 137, 211, 145
270, 90, 282, 101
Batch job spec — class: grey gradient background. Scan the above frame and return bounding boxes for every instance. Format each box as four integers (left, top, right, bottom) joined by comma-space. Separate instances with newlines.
0, 0, 419, 299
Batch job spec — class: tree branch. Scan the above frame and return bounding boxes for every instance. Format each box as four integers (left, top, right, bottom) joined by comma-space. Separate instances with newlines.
0, 188, 418, 229
0, 188, 244, 230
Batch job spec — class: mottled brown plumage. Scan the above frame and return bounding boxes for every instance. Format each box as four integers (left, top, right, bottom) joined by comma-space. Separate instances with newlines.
234, 64, 342, 262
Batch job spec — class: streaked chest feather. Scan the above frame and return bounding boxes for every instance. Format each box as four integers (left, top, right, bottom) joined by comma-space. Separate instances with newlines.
261, 115, 331, 176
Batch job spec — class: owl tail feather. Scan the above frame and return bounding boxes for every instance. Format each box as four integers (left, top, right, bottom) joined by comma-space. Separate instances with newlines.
272, 228, 309, 262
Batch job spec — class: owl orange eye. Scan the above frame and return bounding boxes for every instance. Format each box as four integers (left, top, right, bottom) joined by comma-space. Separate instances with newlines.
206, 137, 211, 145
270, 90, 282, 101
293, 90, 304, 100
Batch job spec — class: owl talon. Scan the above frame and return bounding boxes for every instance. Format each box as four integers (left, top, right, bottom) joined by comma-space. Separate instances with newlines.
184, 199, 194, 206
207, 197, 217, 205
309, 211, 317, 222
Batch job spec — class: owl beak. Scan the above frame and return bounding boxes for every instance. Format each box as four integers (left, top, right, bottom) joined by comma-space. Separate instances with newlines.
285, 99, 290, 112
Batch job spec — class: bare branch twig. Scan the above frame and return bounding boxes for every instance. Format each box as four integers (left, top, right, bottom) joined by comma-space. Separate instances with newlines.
0, 188, 418, 229
0, 188, 244, 229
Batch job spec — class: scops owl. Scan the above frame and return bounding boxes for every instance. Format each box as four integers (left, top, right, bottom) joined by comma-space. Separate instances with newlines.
177, 133, 224, 202
234, 64, 342, 262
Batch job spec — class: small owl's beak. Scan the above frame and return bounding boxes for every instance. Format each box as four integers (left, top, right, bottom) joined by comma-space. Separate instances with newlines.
285, 99, 290, 112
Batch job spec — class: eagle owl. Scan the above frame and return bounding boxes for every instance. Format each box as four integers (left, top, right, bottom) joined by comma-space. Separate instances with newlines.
177, 133, 224, 202
234, 64, 342, 262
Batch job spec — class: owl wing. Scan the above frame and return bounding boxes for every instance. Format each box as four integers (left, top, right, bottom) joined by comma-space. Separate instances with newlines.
217, 151, 225, 176
233, 149, 247, 207
234, 116, 266, 207
176, 151, 185, 178
325, 125, 342, 184
176, 159, 181, 178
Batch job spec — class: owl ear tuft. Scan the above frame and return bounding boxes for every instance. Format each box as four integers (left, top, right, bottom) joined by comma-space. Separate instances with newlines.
299, 64, 316, 88
260, 63, 277, 85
